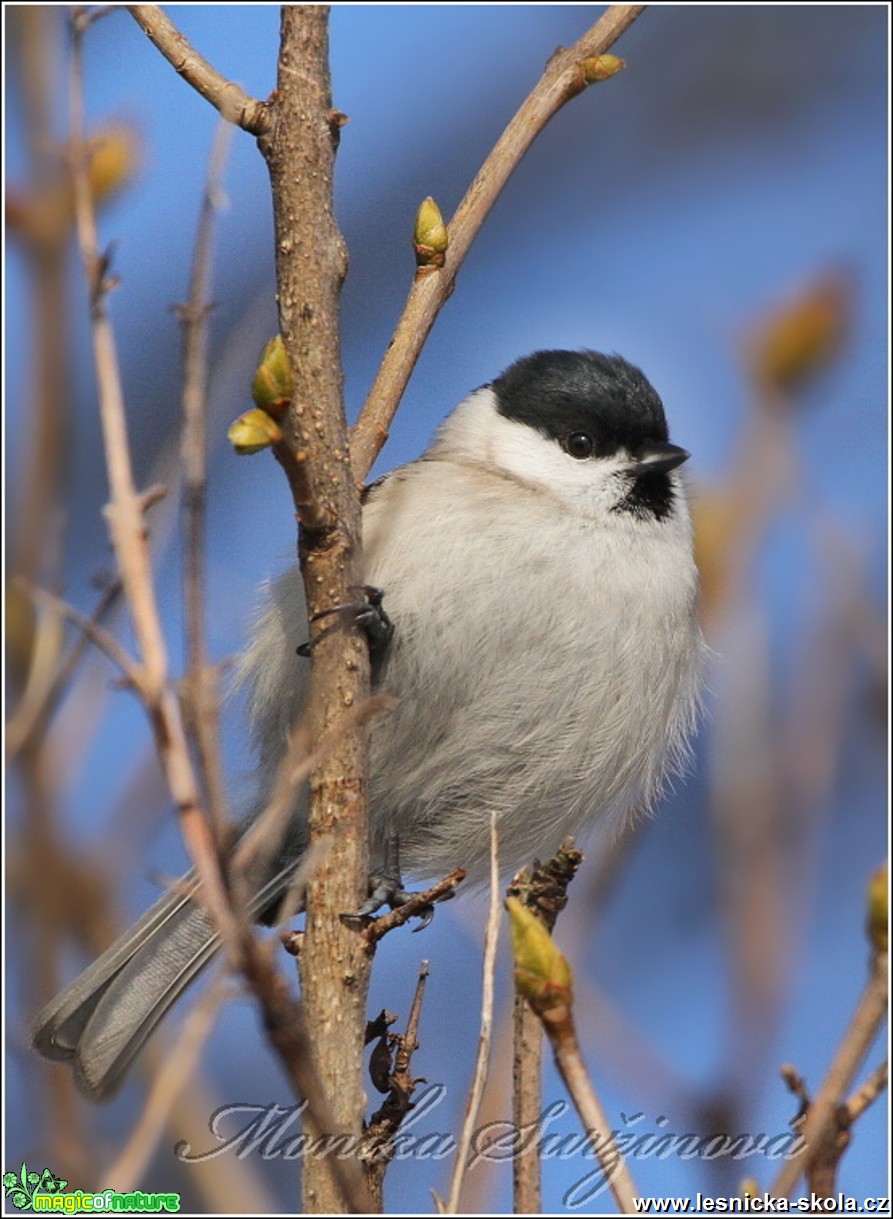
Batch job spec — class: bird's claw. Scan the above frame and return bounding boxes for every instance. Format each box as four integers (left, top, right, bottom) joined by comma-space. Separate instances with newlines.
340, 866, 441, 930
297, 585, 393, 659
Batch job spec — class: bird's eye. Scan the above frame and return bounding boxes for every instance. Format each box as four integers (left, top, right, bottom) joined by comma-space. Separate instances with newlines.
564, 433, 594, 459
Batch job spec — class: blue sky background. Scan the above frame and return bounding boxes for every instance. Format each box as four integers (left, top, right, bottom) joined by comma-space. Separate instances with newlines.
6, 5, 888, 1213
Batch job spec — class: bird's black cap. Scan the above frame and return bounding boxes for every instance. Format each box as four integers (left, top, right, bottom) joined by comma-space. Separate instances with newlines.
490, 349, 670, 459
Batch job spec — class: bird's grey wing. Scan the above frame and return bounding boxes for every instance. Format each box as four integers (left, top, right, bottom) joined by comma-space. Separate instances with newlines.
31, 860, 298, 1101
32, 873, 203, 1064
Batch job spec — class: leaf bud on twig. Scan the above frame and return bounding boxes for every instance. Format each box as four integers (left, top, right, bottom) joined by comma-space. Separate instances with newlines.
579, 53, 626, 84
228, 407, 283, 455
866, 864, 888, 955
506, 896, 573, 1014
413, 196, 448, 271
251, 334, 294, 419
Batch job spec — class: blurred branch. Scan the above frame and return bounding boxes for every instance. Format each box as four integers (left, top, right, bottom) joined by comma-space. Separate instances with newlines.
15, 579, 141, 690
7, 7, 71, 593
103, 974, 231, 1192
71, 6, 117, 32
349, 4, 644, 480
178, 120, 233, 837
769, 946, 888, 1199
127, 5, 271, 134
6, 11, 79, 1157
779, 1059, 888, 1199
694, 270, 865, 1149
6, 580, 122, 763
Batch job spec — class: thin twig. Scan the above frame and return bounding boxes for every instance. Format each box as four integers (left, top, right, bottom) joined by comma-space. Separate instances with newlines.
361, 962, 431, 1208
778, 1057, 888, 1198
349, 4, 645, 480
508, 882, 640, 1213
769, 950, 889, 1198
7, 578, 121, 761
393, 963, 429, 1084
178, 119, 232, 839
16, 578, 142, 690
541, 1005, 640, 1213
358, 869, 467, 947
443, 811, 501, 1214
845, 1059, 888, 1123
71, 5, 117, 33
8, 6, 71, 592
127, 5, 270, 134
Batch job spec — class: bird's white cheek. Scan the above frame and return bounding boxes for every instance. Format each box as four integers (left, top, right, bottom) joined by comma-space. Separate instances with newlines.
482, 423, 625, 517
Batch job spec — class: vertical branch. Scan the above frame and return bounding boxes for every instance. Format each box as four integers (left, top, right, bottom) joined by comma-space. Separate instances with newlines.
178, 121, 233, 835
257, 7, 372, 1213
443, 813, 501, 1213
9, 6, 71, 592
508, 842, 583, 1213
7, 7, 83, 1165
512, 988, 545, 1210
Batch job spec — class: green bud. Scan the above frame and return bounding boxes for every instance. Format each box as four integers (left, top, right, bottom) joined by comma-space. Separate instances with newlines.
867, 864, 888, 954
506, 896, 573, 1012
252, 335, 293, 418
413, 196, 448, 269
228, 408, 283, 455
579, 54, 625, 84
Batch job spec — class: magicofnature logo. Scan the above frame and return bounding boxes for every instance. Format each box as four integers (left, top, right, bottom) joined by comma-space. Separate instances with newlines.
3, 1165, 67, 1210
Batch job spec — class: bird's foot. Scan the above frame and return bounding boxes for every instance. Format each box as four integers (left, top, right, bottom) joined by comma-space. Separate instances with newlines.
341, 854, 448, 932
296, 585, 393, 659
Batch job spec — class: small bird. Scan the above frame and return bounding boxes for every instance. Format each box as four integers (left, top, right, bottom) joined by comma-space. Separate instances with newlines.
33, 349, 705, 1100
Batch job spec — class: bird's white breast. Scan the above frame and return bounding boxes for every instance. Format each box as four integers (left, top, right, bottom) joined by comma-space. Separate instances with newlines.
360, 456, 703, 880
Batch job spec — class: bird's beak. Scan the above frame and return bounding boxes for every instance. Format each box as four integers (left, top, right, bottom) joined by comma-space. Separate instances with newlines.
630, 442, 690, 475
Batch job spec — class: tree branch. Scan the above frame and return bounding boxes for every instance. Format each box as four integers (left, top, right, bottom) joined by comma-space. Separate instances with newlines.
360, 963, 431, 1208
127, 5, 271, 134
349, 3, 645, 480
508, 840, 584, 1214
356, 869, 466, 947
508, 892, 640, 1214
178, 119, 232, 838
769, 949, 888, 1199
15, 578, 141, 692
256, 7, 372, 1212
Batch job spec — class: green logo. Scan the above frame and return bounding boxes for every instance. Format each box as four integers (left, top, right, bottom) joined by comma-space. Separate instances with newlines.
2, 1165, 180, 1213
3, 1165, 68, 1210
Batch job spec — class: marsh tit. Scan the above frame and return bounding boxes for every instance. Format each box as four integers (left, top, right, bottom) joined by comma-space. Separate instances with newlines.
33, 349, 705, 1099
